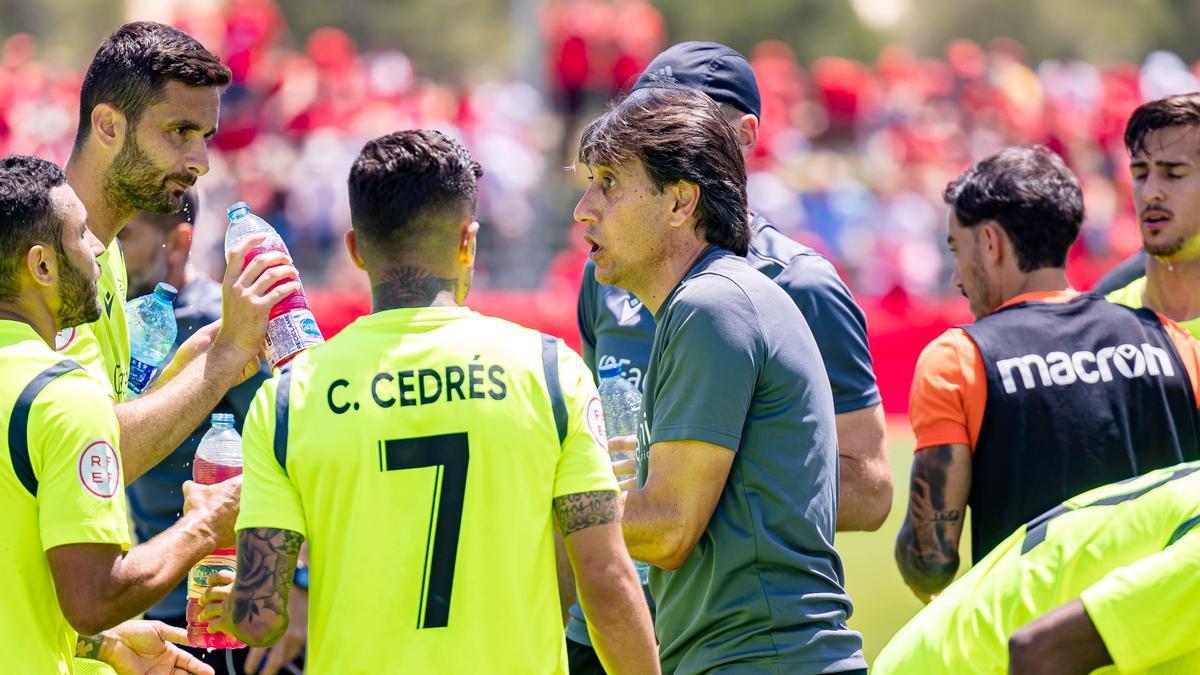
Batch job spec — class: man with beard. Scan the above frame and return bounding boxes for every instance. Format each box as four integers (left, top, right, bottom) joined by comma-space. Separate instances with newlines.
0, 154, 255, 674
1107, 94, 1200, 340
60, 21, 298, 487
896, 146, 1200, 603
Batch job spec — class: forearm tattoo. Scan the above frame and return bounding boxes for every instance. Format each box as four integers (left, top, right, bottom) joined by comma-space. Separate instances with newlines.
233, 528, 304, 633
371, 267, 457, 310
75, 633, 105, 659
553, 490, 620, 536
896, 444, 963, 594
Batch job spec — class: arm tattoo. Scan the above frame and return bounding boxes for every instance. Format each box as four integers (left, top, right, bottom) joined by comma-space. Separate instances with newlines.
553, 490, 620, 536
233, 528, 304, 638
896, 444, 964, 595
371, 267, 457, 310
75, 633, 105, 659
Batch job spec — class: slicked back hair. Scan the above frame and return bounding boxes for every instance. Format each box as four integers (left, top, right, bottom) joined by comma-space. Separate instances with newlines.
578, 86, 750, 255
74, 21, 231, 151
348, 130, 483, 253
0, 155, 69, 302
1125, 93, 1200, 156
943, 146, 1083, 272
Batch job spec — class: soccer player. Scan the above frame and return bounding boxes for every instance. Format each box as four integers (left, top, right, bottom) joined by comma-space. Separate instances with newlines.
0, 154, 280, 673
575, 86, 866, 674
201, 131, 658, 674
570, 41, 890, 670
897, 146, 1200, 601
1107, 94, 1200, 339
120, 193, 302, 674
62, 21, 298, 483
875, 460, 1200, 674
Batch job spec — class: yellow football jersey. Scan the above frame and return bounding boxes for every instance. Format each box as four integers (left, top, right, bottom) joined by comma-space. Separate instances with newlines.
56, 238, 130, 401
237, 307, 617, 674
1108, 277, 1200, 340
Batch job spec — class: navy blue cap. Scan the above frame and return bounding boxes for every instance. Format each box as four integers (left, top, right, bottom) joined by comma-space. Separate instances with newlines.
632, 41, 761, 118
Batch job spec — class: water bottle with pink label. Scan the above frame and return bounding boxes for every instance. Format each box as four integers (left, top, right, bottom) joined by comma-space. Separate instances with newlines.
186, 413, 245, 649
224, 201, 324, 369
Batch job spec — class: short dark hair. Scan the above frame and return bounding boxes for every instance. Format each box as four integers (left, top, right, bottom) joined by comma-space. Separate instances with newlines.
943, 146, 1083, 272
1124, 93, 1200, 156
0, 155, 69, 302
74, 22, 231, 150
348, 130, 483, 249
579, 86, 750, 255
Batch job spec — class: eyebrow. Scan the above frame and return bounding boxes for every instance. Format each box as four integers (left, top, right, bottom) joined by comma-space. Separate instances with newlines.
169, 119, 218, 139
1130, 158, 1190, 168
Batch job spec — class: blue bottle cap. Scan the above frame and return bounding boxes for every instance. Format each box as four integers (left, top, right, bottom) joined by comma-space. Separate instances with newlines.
211, 413, 235, 428
227, 201, 251, 221
598, 363, 622, 379
153, 282, 178, 303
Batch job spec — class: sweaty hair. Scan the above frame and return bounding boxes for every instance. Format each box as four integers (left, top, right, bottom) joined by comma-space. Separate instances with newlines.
578, 86, 750, 255
0, 155, 69, 302
943, 146, 1083, 272
1124, 93, 1200, 156
74, 21, 231, 151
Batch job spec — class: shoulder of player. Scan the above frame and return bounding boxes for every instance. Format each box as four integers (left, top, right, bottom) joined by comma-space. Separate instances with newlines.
915, 327, 978, 379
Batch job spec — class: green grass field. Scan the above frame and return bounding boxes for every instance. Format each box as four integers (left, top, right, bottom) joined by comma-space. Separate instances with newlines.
838, 419, 971, 663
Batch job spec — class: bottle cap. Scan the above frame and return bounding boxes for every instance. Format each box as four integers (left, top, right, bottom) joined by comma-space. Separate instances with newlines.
210, 413, 235, 429
598, 363, 622, 379
153, 282, 178, 303
227, 201, 251, 222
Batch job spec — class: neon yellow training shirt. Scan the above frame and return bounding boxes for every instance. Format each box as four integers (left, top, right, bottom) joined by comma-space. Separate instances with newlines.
0, 320, 129, 674
1108, 276, 1200, 340
237, 306, 618, 674
874, 461, 1200, 674
55, 238, 130, 401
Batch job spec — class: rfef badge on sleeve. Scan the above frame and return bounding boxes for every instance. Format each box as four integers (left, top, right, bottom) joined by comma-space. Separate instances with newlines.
77, 439, 120, 499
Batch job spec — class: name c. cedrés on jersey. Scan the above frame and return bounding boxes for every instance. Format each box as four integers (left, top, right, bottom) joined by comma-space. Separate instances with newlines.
327, 363, 508, 413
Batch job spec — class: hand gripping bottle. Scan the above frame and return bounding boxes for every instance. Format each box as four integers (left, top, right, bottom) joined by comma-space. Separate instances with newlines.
597, 363, 642, 461
224, 201, 324, 368
126, 282, 178, 399
186, 413, 246, 649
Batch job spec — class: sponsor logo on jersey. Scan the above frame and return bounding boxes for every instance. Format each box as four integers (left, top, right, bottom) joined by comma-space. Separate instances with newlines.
55, 326, 77, 351
996, 342, 1176, 394
103, 291, 114, 318
78, 439, 120, 499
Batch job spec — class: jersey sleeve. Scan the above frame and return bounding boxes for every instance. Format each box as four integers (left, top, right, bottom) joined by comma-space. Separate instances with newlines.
551, 340, 619, 499
1080, 523, 1200, 672
909, 328, 981, 451
577, 262, 599, 378
648, 280, 758, 451
33, 370, 130, 551
775, 256, 881, 413
235, 377, 308, 537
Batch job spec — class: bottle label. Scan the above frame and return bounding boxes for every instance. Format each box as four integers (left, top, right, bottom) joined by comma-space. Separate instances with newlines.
187, 552, 236, 600
127, 357, 159, 395
265, 308, 324, 368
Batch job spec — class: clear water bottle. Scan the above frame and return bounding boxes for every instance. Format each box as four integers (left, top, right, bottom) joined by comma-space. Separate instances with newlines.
126, 282, 178, 399
185, 413, 246, 650
597, 363, 641, 461
224, 201, 324, 369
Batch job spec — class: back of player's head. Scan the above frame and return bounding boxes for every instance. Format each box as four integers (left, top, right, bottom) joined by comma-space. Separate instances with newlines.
632, 41, 761, 118
1125, 92, 1200, 156
943, 146, 1083, 272
74, 21, 231, 151
348, 130, 483, 256
0, 155, 69, 301
579, 86, 750, 256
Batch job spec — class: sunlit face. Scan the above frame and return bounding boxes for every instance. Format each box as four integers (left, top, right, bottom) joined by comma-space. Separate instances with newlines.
947, 209, 997, 319
49, 184, 104, 329
105, 80, 220, 214
1129, 125, 1200, 262
573, 156, 675, 293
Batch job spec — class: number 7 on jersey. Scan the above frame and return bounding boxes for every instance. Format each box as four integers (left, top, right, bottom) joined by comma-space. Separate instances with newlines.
379, 433, 470, 629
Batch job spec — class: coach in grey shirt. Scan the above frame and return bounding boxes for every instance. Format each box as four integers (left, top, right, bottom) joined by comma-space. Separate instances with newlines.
574, 86, 866, 673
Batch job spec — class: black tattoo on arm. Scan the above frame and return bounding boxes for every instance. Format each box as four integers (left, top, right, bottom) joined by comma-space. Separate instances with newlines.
232, 528, 304, 645
371, 267, 457, 310
895, 444, 967, 598
75, 633, 105, 659
553, 490, 620, 536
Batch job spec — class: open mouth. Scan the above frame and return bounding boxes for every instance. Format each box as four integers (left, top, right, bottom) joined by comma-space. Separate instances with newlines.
1142, 210, 1172, 230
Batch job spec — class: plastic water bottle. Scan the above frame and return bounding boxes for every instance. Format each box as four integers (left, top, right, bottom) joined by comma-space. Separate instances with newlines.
224, 201, 324, 369
185, 413, 246, 649
597, 363, 641, 461
126, 282, 178, 399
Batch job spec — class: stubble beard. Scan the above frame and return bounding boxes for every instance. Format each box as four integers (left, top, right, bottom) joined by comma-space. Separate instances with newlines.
104, 132, 189, 215
56, 248, 101, 329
